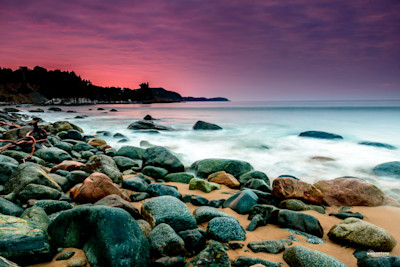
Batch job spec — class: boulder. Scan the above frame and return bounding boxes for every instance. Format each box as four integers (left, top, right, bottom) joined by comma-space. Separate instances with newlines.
189, 178, 220, 193
232, 256, 281, 267
298, 130, 343, 140
82, 154, 123, 183
141, 196, 197, 232
248, 239, 292, 254
0, 214, 52, 265
164, 172, 194, 183
66, 170, 91, 187
128, 120, 173, 131
34, 147, 72, 164
328, 218, 397, 251
0, 197, 24, 216
142, 146, 184, 173
207, 217, 246, 242
272, 177, 324, 205
54, 141, 74, 152
223, 189, 258, 214
64, 130, 83, 140
122, 176, 149, 192
51, 121, 82, 134
48, 205, 149, 267
314, 177, 399, 206
373, 161, 400, 179
244, 178, 271, 192
0, 155, 19, 184
51, 160, 84, 172
239, 170, 270, 186
1, 150, 45, 165
73, 142, 95, 152
193, 206, 234, 223
283, 245, 347, 267
20, 206, 50, 231
277, 209, 324, 238
19, 184, 62, 201
116, 146, 144, 160
186, 240, 230, 267
113, 156, 140, 171
142, 166, 168, 179
70, 172, 129, 203
147, 184, 182, 198
207, 171, 240, 188
94, 194, 141, 220
192, 158, 254, 178
147, 223, 186, 257
33, 199, 73, 215
279, 199, 325, 214
193, 120, 222, 130
3, 126, 33, 141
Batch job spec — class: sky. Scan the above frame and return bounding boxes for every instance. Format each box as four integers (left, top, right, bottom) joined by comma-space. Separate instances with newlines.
0, 0, 399, 101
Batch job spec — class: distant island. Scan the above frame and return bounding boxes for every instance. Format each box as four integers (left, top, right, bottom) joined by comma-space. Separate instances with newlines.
0, 66, 229, 105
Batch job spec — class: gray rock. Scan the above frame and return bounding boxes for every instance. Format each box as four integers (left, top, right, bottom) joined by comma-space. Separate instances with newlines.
64, 130, 83, 140
128, 120, 173, 131
1, 150, 45, 165
142, 146, 184, 173
246, 214, 267, 231
0, 155, 19, 184
54, 141, 74, 152
147, 223, 186, 257
49, 173, 69, 191
248, 239, 292, 254
21, 206, 50, 231
278, 209, 324, 238
283, 245, 347, 267
238, 170, 270, 186
353, 250, 400, 267
113, 156, 140, 171
207, 217, 246, 242
193, 120, 222, 130
141, 195, 197, 232
33, 200, 73, 215
34, 147, 72, 163
116, 146, 144, 160
82, 154, 123, 183
130, 192, 150, 202
182, 194, 209, 206
142, 166, 168, 179
0, 197, 24, 216
178, 228, 206, 256
122, 176, 149, 192
94, 194, 141, 220
193, 206, 234, 223
232, 256, 281, 267
279, 199, 325, 214
187, 240, 230, 267
192, 158, 253, 178
48, 205, 149, 267
329, 211, 363, 220
164, 172, 194, 183
244, 178, 271, 192
373, 161, 400, 179
298, 130, 343, 140
73, 142, 95, 152
19, 184, 62, 202
223, 189, 258, 214
147, 184, 182, 198
67, 171, 90, 187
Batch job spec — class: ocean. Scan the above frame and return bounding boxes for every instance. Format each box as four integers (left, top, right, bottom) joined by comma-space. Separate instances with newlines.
15, 100, 400, 197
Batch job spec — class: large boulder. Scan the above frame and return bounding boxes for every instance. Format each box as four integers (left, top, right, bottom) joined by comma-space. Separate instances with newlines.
207, 217, 246, 242
328, 218, 397, 252
277, 209, 324, 238
70, 172, 129, 203
141, 196, 197, 232
186, 240, 230, 267
298, 130, 343, 140
314, 177, 399, 206
116, 146, 144, 160
0, 214, 52, 266
373, 161, 400, 179
82, 154, 123, 183
283, 245, 347, 267
193, 120, 222, 130
51, 121, 82, 134
191, 158, 253, 178
128, 120, 173, 131
272, 177, 324, 205
223, 189, 258, 214
193, 206, 234, 223
48, 206, 149, 267
142, 146, 184, 172
0, 155, 19, 184
34, 147, 72, 164
147, 223, 186, 257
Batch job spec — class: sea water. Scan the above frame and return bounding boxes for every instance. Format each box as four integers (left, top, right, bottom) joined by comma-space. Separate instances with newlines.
16, 100, 400, 195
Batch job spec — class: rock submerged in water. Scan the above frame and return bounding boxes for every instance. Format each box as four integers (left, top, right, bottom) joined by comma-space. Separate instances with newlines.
193, 120, 222, 130
128, 120, 173, 131
373, 161, 400, 179
299, 130, 343, 140
359, 141, 396, 150
283, 245, 347, 267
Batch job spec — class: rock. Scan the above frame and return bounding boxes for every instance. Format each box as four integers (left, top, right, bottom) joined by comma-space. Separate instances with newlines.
70, 172, 129, 203
189, 178, 220, 193
178, 229, 206, 256
207, 199, 225, 208
0, 214, 52, 265
94, 194, 141, 219
68, 257, 87, 267
153, 256, 185, 267
244, 178, 271, 192
193, 206, 234, 223
329, 211, 364, 220
246, 214, 267, 231
193, 120, 222, 130
29, 108, 45, 113
148, 223, 186, 257
113, 156, 140, 171
56, 250, 75, 261
228, 242, 244, 250
142, 146, 184, 173
19, 184, 62, 201
3, 107, 20, 112
182, 194, 209, 206
81, 151, 94, 159
287, 229, 324, 244
116, 146, 144, 160
353, 250, 400, 267
248, 205, 280, 225
373, 161, 400, 179
122, 175, 149, 192
207, 217, 246, 242
207, 171, 240, 188
272, 177, 324, 204
232, 256, 281, 267
277, 209, 324, 238
52, 121, 83, 134
147, 184, 182, 198
131, 192, 150, 202
143, 114, 154, 120
192, 158, 254, 178
66, 170, 91, 187
141, 196, 197, 232
283, 245, 347, 267
4, 126, 33, 141
82, 154, 123, 183
87, 138, 107, 147
186, 240, 230, 267
64, 130, 83, 140
51, 160, 84, 172
54, 141, 74, 152
279, 199, 325, 214
105, 148, 117, 157
137, 219, 152, 237
328, 218, 397, 251
20, 206, 50, 231
298, 130, 343, 140
164, 172, 194, 183
1, 150, 45, 165
48, 107, 62, 112
314, 177, 399, 206
34, 147, 72, 163
0, 197, 24, 216
0, 155, 19, 184
223, 189, 258, 214
48, 205, 149, 267
251, 190, 281, 206
33, 200, 73, 215
142, 166, 168, 179
248, 239, 292, 254
73, 142, 95, 152
359, 141, 396, 150
128, 120, 173, 131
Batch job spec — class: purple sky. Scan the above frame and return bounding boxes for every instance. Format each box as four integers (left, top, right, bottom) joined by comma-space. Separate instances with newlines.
1, 0, 399, 100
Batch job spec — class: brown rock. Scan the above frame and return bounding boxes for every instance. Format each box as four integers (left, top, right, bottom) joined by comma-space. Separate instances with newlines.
272, 177, 324, 205
207, 171, 240, 188
87, 138, 107, 147
68, 257, 87, 267
314, 177, 400, 207
51, 160, 84, 173
69, 172, 129, 203
4, 126, 33, 141
94, 194, 142, 219
98, 144, 112, 152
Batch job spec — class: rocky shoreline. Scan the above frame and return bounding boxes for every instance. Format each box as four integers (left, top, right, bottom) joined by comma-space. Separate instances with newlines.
1, 108, 400, 266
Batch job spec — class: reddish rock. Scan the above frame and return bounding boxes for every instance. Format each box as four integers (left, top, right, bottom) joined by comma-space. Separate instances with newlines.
314, 177, 400, 207
69, 172, 129, 203
87, 138, 107, 147
272, 177, 324, 205
207, 171, 240, 188
51, 160, 84, 173
94, 194, 142, 219
98, 144, 112, 152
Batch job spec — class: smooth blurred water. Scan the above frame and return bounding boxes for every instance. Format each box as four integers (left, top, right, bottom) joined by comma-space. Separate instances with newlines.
16, 100, 400, 193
